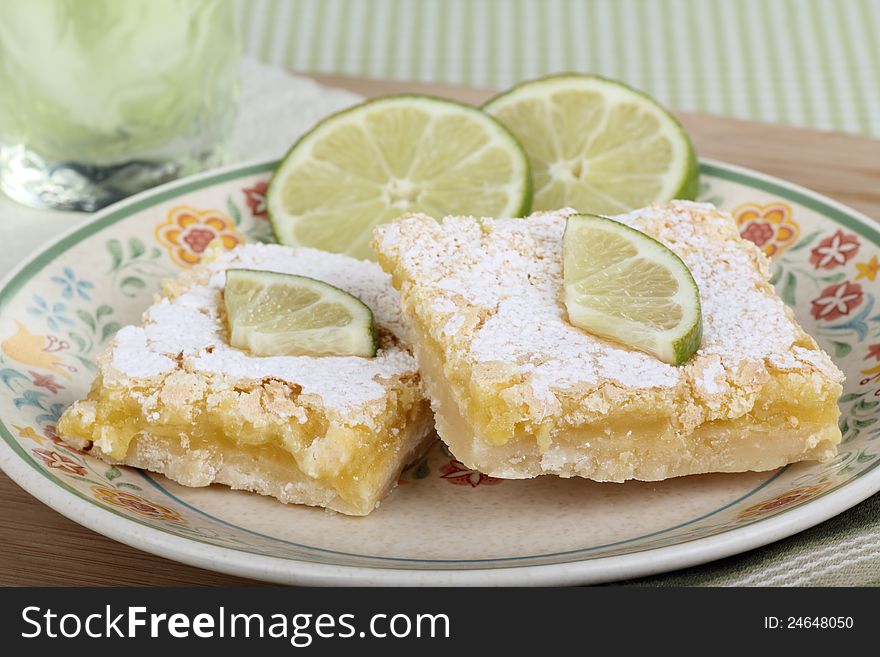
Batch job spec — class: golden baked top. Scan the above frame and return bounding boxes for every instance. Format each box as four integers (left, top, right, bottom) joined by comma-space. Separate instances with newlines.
374, 201, 843, 418
103, 243, 419, 414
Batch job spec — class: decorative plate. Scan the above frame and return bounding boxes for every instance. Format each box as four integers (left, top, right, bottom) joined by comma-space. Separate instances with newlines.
2, 159, 879, 586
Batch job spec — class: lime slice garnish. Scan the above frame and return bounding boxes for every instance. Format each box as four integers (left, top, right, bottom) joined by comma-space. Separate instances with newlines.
484, 74, 698, 214
224, 269, 378, 358
267, 95, 532, 260
562, 214, 702, 365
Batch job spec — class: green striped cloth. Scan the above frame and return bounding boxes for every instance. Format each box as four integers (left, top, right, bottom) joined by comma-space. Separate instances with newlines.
236, 0, 880, 138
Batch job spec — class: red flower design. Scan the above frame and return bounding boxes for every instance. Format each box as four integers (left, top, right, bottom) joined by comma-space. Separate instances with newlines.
740, 222, 774, 247
738, 483, 832, 520
810, 281, 864, 321
243, 180, 269, 219
866, 344, 880, 362
155, 205, 243, 268
440, 460, 502, 487
32, 448, 87, 476
809, 230, 860, 270
92, 486, 186, 523
182, 227, 217, 254
29, 370, 64, 394
733, 202, 800, 258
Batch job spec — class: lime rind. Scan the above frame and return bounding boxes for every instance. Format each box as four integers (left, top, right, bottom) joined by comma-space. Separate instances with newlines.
562, 214, 702, 365
224, 269, 378, 358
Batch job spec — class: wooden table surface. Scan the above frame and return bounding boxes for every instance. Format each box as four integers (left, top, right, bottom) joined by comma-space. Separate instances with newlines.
3, 74, 880, 586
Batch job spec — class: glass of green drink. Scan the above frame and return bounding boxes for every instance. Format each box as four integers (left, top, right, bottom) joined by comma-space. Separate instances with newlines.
0, 0, 240, 211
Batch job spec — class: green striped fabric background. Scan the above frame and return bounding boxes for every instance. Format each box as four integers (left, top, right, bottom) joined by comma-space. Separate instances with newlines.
235, 0, 880, 137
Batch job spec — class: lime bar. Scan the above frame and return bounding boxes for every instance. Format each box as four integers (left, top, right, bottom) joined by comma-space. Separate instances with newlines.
374, 201, 843, 483
563, 214, 702, 365
484, 74, 698, 214
58, 244, 434, 515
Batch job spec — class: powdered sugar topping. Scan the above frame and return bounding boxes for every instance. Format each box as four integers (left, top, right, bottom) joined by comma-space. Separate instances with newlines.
110, 244, 418, 411
375, 201, 843, 404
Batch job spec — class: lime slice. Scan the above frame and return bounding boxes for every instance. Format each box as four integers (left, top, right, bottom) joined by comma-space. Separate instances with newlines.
562, 214, 702, 365
224, 269, 378, 358
483, 74, 698, 214
267, 95, 532, 260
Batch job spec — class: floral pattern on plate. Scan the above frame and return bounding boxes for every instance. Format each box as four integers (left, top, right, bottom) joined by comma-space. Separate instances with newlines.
1, 160, 878, 581
732, 201, 800, 258
156, 205, 244, 267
